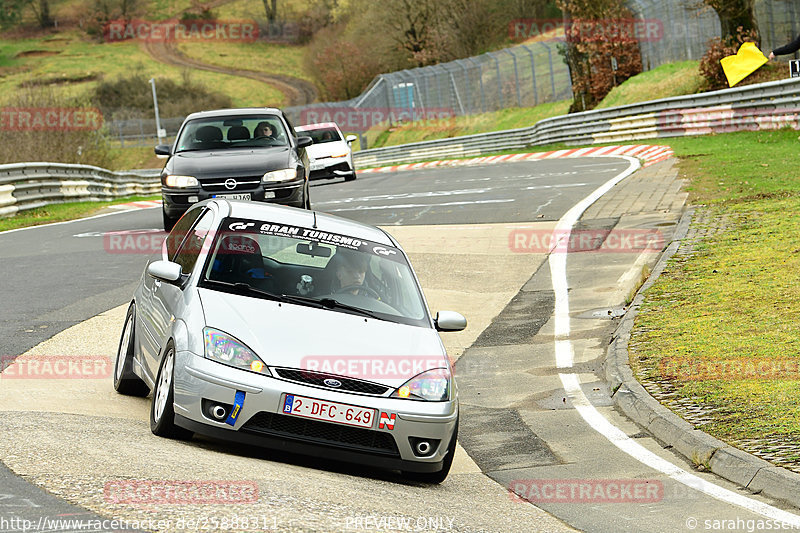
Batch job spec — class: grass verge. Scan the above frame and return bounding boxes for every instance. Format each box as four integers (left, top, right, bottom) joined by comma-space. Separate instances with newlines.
0, 194, 160, 232
629, 128, 800, 458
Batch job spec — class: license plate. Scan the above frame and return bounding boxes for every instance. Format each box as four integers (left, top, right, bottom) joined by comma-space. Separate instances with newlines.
213, 193, 251, 200
282, 394, 376, 428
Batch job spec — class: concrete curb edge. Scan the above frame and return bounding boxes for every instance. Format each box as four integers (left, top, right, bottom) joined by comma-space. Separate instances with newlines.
604, 206, 800, 509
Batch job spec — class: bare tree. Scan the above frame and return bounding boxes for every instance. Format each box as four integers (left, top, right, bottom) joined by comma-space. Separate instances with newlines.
262, 0, 277, 24
703, 0, 758, 40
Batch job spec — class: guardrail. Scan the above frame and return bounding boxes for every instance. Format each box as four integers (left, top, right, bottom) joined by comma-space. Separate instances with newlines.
0, 163, 160, 218
353, 77, 800, 168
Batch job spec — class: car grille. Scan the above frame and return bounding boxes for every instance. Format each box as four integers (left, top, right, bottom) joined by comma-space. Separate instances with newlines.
272, 368, 391, 396
202, 178, 262, 192
240, 411, 399, 456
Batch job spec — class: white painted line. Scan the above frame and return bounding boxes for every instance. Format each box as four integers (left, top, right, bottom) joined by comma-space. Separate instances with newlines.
548, 157, 800, 525
0, 207, 153, 235
326, 199, 514, 212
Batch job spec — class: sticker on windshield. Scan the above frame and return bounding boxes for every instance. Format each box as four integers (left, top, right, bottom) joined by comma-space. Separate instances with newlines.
224, 218, 403, 259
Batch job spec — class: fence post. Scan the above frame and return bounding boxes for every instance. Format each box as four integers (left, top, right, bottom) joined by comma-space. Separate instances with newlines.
546, 45, 557, 101
505, 49, 522, 107
522, 45, 539, 106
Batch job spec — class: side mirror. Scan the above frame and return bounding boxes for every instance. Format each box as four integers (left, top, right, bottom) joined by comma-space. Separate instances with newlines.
154, 144, 171, 156
147, 260, 183, 283
345, 135, 357, 144
297, 136, 313, 148
434, 311, 467, 332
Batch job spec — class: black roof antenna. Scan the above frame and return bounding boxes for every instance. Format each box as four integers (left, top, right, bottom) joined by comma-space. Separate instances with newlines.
312, 209, 318, 229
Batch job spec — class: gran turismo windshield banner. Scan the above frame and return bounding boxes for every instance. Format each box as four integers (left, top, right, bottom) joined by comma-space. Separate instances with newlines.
224, 218, 404, 262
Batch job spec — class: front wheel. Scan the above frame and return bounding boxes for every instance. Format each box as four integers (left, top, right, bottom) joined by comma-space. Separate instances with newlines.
162, 208, 178, 232
404, 418, 458, 484
150, 344, 192, 439
113, 304, 149, 397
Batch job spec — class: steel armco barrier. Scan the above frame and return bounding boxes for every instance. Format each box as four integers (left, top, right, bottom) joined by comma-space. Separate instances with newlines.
0, 163, 160, 218
353, 77, 800, 168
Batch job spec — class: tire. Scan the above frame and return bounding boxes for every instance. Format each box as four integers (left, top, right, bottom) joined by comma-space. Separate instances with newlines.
113, 304, 150, 397
150, 343, 193, 439
404, 417, 458, 484
344, 171, 357, 182
162, 208, 178, 232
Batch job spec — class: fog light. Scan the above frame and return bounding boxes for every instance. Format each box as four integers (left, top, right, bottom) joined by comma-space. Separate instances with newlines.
188, 196, 199, 202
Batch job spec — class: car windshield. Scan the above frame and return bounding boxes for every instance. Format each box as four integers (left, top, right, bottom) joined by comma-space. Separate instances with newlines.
175, 115, 289, 153
299, 127, 341, 144
199, 217, 430, 327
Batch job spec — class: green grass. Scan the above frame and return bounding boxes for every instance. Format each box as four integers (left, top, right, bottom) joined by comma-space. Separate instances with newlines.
176, 40, 313, 82
0, 194, 160, 231
629, 128, 800, 444
0, 32, 285, 107
597, 61, 704, 109
365, 101, 571, 149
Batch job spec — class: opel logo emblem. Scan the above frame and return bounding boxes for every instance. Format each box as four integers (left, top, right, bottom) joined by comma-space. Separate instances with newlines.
224, 178, 237, 190
324, 378, 342, 388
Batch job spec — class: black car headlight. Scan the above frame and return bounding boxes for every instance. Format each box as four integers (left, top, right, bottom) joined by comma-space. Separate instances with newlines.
391, 368, 451, 401
262, 169, 297, 183
164, 175, 199, 187
203, 327, 269, 375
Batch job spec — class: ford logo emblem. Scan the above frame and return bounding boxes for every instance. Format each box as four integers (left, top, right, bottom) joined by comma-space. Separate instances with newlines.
224, 178, 237, 190
324, 379, 342, 388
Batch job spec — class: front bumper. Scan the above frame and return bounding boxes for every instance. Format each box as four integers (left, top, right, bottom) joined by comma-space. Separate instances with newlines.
172, 351, 458, 473
162, 179, 306, 218
308, 160, 355, 180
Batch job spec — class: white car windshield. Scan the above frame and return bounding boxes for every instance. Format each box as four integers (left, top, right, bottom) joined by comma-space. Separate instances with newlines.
200, 218, 430, 327
299, 127, 341, 144
175, 115, 289, 152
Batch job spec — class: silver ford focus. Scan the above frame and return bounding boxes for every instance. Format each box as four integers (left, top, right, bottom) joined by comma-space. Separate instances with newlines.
114, 198, 466, 482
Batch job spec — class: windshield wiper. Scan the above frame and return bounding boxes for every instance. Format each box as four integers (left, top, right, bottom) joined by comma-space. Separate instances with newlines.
279, 294, 381, 320
202, 279, 287, 302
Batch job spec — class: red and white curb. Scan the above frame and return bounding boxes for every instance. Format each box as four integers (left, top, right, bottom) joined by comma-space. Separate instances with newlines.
356, 144, 674, 175
108, 200, 162, 210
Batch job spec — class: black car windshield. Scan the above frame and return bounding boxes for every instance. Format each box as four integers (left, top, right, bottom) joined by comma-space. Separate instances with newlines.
298, 126, 341, 144
175, 115, 289, 153
198, 217, 431, 328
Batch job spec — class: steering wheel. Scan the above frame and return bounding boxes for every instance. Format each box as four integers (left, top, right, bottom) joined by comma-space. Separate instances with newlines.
334, 284, 379, 299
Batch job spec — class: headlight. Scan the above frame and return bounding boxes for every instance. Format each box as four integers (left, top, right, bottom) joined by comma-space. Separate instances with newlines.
391, 368, 451, 401
262, 169, 297, 183
164, 175, 198, 187
203, 328, 269, 375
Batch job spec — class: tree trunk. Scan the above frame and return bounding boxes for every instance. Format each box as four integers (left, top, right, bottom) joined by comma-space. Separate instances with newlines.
262, 0, 277, 24
38, 0, 53, 28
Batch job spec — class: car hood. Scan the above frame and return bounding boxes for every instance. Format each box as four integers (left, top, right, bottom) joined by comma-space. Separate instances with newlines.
167, 148, 294, 178
306, 141, 349, 159
197, 288, 448, 387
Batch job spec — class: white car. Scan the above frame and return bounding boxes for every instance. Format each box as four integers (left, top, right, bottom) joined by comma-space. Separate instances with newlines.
295, 122, 357, 181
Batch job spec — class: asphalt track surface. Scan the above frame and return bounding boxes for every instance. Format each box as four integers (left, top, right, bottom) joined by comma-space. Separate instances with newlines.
2, 158, 799, 532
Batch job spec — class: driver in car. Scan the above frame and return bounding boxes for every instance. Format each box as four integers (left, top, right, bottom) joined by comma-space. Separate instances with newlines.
255, 122, 275, 139
324, 248, 374, 297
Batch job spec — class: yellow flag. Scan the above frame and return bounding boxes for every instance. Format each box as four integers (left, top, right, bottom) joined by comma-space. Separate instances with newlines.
720, 42, 768, 87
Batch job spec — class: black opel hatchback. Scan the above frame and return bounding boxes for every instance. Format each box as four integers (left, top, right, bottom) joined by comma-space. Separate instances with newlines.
155, 108, 313, 230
